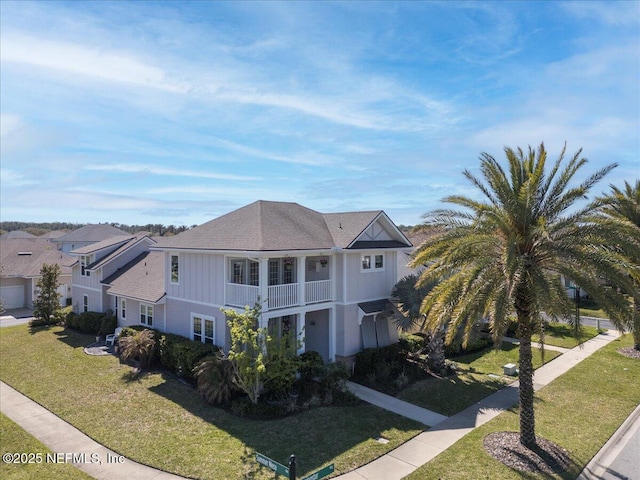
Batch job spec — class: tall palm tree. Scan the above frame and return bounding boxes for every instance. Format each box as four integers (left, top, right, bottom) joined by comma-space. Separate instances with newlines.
411, 143, 638, 448
598, 180, 640, 349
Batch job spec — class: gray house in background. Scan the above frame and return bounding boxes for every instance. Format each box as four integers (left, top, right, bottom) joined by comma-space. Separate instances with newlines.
69, 233, 157, 314
52, 224, 130, 253
147, 200, 413, 363
0, 237, 75, 309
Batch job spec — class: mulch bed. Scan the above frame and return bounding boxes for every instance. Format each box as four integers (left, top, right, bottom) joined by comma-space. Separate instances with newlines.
617, 347, 640, 359
483, 431, 572, 474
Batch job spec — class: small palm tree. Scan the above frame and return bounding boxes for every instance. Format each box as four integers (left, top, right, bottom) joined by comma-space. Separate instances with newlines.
194, 353, 237, 405
391, 274, 437, 331
118, 329, 156, 370
598, 180, 640, 349
412, 143, 637, 448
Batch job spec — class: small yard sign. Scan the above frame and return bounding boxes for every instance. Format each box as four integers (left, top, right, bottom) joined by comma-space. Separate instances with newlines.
256, 452, 290, 477
301, 463, 334, 480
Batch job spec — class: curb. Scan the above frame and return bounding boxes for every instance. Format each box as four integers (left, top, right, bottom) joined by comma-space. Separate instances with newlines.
576, 403, 640, 479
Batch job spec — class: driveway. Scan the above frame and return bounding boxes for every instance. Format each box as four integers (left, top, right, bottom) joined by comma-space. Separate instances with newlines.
0, 308, 34, 327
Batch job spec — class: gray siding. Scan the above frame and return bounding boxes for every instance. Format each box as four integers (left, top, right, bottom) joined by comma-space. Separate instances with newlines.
164, 297, 226, 347
166, 252, 225, 306
101, 241, 152, 279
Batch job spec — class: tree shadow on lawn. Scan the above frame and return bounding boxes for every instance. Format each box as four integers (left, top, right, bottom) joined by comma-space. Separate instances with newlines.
53, 327, 94, 349
147, 372, 423, 476
451, 341, 518, 365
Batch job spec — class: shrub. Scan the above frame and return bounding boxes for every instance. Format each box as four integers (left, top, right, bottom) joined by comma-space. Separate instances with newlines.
398, 333, 427, 353
99, 315, 117, 336
194, 354, 237, 405
118, 329, 156, 369
298, 351, 324, 381
170, 341, 219, 379
444, 335, 492, 357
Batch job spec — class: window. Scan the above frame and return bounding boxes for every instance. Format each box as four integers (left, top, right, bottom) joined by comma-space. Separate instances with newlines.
232, 260, 244, 284
269, 258, 296, 285
362, 253, 384, 272
120, 299, 126, 319
83, 295, 88, 313
80, 255, 91, 277
230, 259, 259, 286
192, 315, 215, 345
170, 254, 179, 284
140, 304, 153, 326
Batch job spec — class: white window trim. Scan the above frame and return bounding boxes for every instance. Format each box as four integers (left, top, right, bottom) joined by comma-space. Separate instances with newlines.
120, 298, 126, 320
140, 303, 153, 326
82, 294, 89, 313
191, 313, 216, 345
360, 253, 385, 273
80, 255, 92, 277
170, 254, 180, 285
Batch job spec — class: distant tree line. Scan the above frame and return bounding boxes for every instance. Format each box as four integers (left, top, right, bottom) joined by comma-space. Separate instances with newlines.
0, 221, 192, 237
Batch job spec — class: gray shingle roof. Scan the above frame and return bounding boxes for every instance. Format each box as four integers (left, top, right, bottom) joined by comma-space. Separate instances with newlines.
160, 200, 410, 252
103, 251, 165, 303
52, 224, 129, 243
1, 231, 36, 239
71, 236, 134, 255
0, 238, 76, 277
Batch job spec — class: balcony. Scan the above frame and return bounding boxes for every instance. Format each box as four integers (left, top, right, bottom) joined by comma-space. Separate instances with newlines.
226, 279, 333, 309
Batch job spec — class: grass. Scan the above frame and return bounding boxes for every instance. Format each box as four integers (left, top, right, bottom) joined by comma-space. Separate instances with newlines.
404, 333, 640, 479
531, 322, 602, 349
0, 413, 93, 480
397, 342, 561, 416
0, 325, 423, 480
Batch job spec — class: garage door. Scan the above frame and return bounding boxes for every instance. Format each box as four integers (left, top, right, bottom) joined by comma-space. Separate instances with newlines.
0, 286, 25, 309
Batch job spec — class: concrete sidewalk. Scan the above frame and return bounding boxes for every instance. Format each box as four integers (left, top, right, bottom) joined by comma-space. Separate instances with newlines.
0, 382, 185, 480
336, 330, 622, 480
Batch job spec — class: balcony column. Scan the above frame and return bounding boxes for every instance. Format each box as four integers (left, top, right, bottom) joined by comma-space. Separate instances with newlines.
297, 312, 306, 355
297, 256, 306, 306
329, 306, 336, 361
259, 257, 269, 324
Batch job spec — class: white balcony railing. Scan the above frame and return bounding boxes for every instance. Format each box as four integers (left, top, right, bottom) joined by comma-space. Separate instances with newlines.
226, 283, 259, 308
305, 279, 332, 304
227, 280, 333, 310
267, 283, 298, 309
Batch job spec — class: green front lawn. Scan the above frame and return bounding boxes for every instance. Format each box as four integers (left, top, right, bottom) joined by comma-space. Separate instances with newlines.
397, 342, 561, 415
0, 413, 93, 480
0, 326, 423, 480
404, 334, 640, 479
531, 322, 602, 348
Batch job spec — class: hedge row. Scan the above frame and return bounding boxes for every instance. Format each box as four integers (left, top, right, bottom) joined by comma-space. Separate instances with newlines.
66, 311, 117, 336
119, 326, 220, 381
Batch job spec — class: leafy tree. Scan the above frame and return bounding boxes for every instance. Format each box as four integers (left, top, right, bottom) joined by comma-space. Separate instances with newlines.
119, 329, 156, 370
598, 180, 640, 349
412, 143, 637, 448
224, 305, 268, 404
33, 263, 61, 324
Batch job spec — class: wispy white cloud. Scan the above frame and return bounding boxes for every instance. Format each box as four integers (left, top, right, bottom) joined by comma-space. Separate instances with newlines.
84, 163, 261, 182
561, 1, 640, 27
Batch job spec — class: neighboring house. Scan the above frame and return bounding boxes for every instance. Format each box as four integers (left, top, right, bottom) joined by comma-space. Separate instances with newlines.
51, 224, 130, 253
1, 230, 36, 239
0, 238, 75, 309
69, 233, 157, 314
103, 251, 166, 331
147, 200, 413, 363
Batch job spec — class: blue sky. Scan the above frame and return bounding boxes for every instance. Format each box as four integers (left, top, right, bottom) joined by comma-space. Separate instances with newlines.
1, 1, 638, 227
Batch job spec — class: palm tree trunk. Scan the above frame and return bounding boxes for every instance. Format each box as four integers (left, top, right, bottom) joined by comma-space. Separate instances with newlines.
633, 296, 640, 351
517, 317, 537, 448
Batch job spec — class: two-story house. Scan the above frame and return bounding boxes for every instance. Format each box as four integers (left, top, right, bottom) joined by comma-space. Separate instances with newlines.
145, 200, 412, 363
70, 233, 157, 315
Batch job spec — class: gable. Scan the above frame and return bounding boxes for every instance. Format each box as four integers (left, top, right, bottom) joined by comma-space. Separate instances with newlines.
348, 213, 412, 249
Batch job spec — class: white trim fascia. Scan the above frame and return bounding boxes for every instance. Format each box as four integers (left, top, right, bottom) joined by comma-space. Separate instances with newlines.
71, 285, 102, 293
346, 211, 412, 249
90, 236, 155, 270
151, 246, 336, 257
165, 295, 221, 308
105, 291, 166, 305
